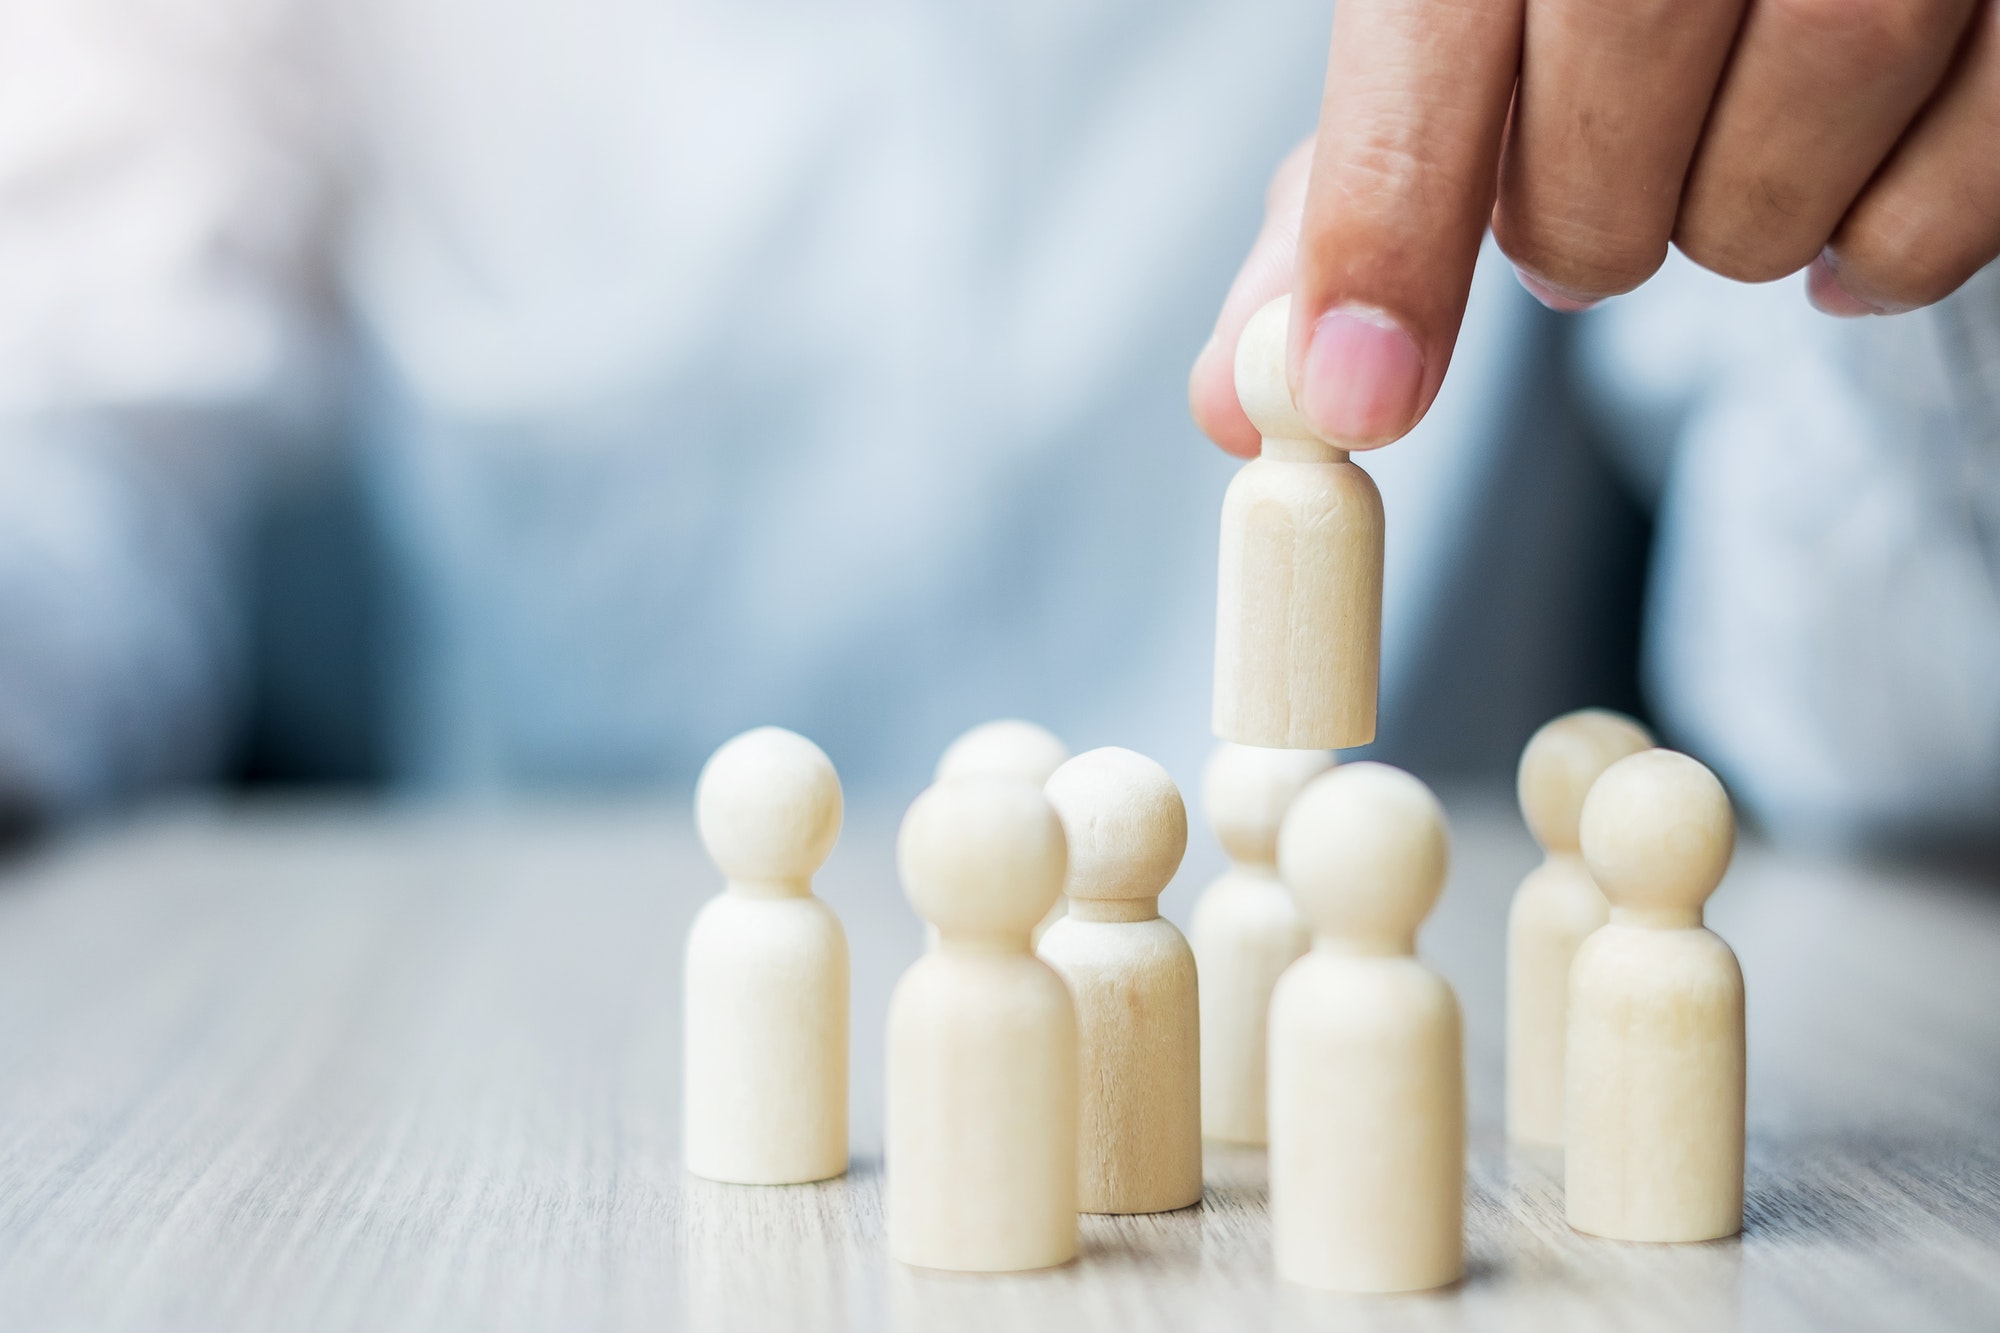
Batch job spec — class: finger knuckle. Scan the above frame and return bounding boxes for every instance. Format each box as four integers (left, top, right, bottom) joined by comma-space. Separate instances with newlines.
1857, 264, 1960, 310
1836, 212, 1968, 308
1768, 0, 1963, 72
1677, 228, 1804, 285
1493, 208, 1665, 298
1675, 182, 1825, 284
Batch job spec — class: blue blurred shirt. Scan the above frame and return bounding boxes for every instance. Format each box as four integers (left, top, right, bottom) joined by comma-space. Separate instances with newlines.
0, 0, 1994, 842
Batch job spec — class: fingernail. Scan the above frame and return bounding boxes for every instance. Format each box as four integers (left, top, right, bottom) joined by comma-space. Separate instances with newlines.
1515, 268, 1599, 313
1806, 254, 1884, 318
1299, 306, 1425, 444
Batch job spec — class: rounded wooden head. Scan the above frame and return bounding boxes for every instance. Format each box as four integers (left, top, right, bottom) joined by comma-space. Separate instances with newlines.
1517, 709, 1655, 854
1277, 762, 1448, 948
1202, 742, 1335, 867
1234, 295, 1320, 444
1043, 747, 1188, 902
696, 726, 843, 881
1580, 749, 1734, 919
934, 719, 1070, 788
898, 776, 1067, 939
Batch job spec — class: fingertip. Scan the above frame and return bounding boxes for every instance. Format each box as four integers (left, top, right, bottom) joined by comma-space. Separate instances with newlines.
1513, 267, 1601, 313
1806, 253, 1887, 318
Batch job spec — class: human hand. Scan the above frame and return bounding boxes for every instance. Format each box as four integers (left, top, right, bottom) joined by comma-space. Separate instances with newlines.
1191, 0, 2000, 456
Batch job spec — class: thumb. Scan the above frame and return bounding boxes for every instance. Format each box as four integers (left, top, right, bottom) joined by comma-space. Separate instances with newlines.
1289, 0, 1522, 448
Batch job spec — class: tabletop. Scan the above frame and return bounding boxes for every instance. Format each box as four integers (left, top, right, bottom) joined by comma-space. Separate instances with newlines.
0, 794, 1995, 1332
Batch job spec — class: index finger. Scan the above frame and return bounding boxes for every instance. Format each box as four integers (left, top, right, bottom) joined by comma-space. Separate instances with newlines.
1290, 0, 1523, 447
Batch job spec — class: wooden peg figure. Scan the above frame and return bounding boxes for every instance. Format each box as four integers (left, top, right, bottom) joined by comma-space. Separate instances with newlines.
1037, 747, 1203, 1214
1567, 749, 1745, 1243
1507, 709, 1654, 1146
1212, 294, 1384, 748
934, 719, 1072, 943
887, 776, 1078, 1271
1270, 763, 1463, 1293
1190, 741, 1332, 1145
683, 726, 849, 1185
935, 718, 1071, 788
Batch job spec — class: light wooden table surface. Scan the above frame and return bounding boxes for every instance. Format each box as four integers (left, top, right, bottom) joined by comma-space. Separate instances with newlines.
0, 795, 1995, 1332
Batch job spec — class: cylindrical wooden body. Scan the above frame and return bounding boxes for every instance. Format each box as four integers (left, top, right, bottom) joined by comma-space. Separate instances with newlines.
1506, 853, 1610, 1145
1565, 922, 1745, 1241
1212, 446, 1384, 749
1037, 910, 1203, 1213
1190, 868, 1307, 1145
886, 950, 1078, 1271
683, 890, 849, 1184
1269, 951, 1464, 1292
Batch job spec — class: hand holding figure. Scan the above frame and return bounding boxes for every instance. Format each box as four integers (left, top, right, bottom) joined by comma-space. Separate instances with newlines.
1192, 0, 2000, 455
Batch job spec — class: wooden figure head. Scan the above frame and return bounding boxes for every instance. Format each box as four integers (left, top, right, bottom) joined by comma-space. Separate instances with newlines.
934, 719, 1070, 788
1517, 710, 1656, 855
695, 726, 843, 887
898, 776, 1067, 943
1202, 741, 1335, 868
1233, 295, 1324, 448
1043, 747, 1188, 905
1278, 762, 1448, 953
1580, 749, 1735, 927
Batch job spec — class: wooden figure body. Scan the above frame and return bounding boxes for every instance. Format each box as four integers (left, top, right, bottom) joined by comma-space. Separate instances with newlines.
933, 719, 1072, 944
887, 775, 1078, 1272
683, 726, 849, 1185
1567, 748, 1745, 1243
1212, 294, 1384, 749
1036, 747, 1202, 1214
1269, 763, 1463, 1293
1507, 709, 1654, 1146
1190, 741, 1331, 1145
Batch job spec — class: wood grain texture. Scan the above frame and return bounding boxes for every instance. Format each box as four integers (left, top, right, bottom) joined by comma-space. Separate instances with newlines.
0, 796, 1995, 1331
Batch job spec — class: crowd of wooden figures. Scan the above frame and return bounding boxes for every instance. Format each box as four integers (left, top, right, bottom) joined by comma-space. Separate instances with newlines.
681, 710, 1746, 1289
682, 293, 1744, 1289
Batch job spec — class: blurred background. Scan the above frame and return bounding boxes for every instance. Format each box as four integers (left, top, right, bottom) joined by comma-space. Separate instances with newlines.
0, 0, 1995, 848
